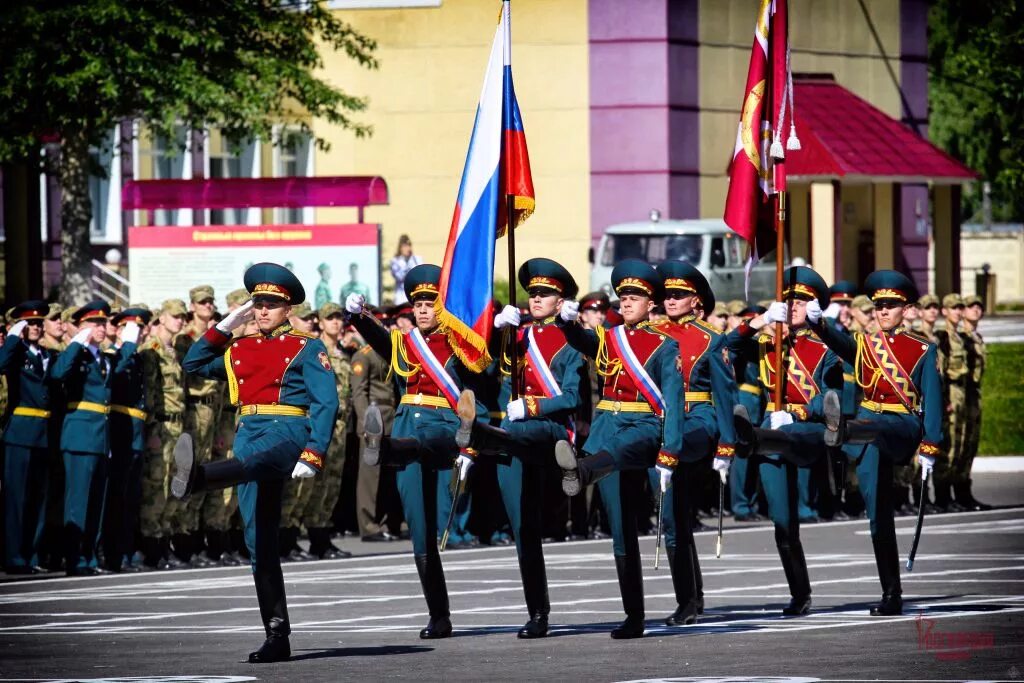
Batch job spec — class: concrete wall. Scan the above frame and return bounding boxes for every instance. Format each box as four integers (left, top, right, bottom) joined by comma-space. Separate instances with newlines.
317, 1, 591, 299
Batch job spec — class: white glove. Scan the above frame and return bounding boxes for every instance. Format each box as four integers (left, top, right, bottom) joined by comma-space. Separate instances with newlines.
805, 299, 823, 324
560, 300, 580, 323
122, 321, 140, 345
823, 302, 842, 320
655, 464, 673, 493
291, 461, 316, 479
7, 320, 28, 338
216, 300, 255, 334
764, 301, 788, 325
713, 456, 732, 476
455, 454, 474, 481
494, 304, 521, 329
919, 454, 935, 479
506, 398, 526, 422
345, 293, 365, 314
770, 410, 794, 429
72, 327, 93, 346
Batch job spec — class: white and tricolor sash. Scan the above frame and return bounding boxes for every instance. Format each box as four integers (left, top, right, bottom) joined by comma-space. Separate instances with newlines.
525, 326, 575, 443
608, 325, 665, 416
406, 328, 461, 409
526, 326, 561, 398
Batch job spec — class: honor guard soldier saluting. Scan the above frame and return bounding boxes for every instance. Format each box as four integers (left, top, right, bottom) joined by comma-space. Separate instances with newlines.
347, 263, 484, 641
555, 259, 684, 639
52, 301, 139, 576
808, 270, 942, 616
728, 266, 844, 616
1, 301, 59, 574
171, 263, 339, 663
458, 258, 586, 638
105, 307, 152, 573
648, 261, 738, 626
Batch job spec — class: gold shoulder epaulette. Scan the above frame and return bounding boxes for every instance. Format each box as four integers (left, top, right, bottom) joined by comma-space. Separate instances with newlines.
691, 317, 720, 336
903, 329, 930, 345
288, 329, 317, 339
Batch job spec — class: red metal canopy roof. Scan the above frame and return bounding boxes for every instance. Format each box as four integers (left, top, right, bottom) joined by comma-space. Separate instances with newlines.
785, 77, 976, 183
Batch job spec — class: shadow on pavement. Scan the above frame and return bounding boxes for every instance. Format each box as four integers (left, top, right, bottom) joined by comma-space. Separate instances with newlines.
290, 645, 434, 661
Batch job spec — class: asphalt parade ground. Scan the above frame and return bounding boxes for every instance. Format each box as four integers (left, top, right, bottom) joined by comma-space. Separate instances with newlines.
1, 473, 1022, 683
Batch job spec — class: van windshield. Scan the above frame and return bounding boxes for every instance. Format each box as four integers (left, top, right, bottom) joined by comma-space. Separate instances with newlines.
600, 234, 703, 266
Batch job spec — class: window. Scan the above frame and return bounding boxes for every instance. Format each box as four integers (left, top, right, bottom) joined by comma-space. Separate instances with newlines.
208, 130, 256, 225
274, 128, 312, 224
137, 126, 188, 226
600, 234, 704, 267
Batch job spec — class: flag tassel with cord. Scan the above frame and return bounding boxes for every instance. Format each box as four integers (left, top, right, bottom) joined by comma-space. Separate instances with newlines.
436, 0, 534, 373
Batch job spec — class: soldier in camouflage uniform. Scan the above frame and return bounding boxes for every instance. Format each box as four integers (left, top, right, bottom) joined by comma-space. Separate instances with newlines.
300, 302, 353, 559
916, 294, 940, 340
278, 302, 318, 560
203, 287, 250, 566
173, 286, 224, 566
139, 299, 190, 569
956, 294, 989, 510
849, 295, 878, 335
933, 293, 968, 512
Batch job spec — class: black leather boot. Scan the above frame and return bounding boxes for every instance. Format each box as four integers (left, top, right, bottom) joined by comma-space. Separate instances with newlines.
610, 554, 645, 639
733, 405, 755, 458
869, 533, 903, 616
468, 420, 512, 456
691, 544, 705, 615
249, 565, 291, 663
842, 419, 880, 446
198, 458, 248, 491
159, 537, 187, 570
557, 446, 616, 497
362, 402, 385, 465
189, 531, 216, 568
454, 389, 477, 448
170, 433, 197, 499
517, 544, 550, 639
371, 437, 422, 468
414, 554, 452, 639
664, 546, 699, 626
778, 541, 812, 616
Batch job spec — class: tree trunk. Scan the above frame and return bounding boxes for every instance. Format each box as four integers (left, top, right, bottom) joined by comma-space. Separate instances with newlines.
58, 130, 95, 305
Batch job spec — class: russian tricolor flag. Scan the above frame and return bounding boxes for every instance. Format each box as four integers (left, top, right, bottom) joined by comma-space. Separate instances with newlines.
437, 0, 535, 373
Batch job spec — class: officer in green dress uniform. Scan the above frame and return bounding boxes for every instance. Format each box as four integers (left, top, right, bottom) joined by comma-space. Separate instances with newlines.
172, 262, 340, 662
51, 300, 138, 576
1, 301, 59, 574
554, 259, 685, 638
458, 258, 586, 638
730, 304, 766, 522
810, 270, 943, 616
648, 261, 739, 626
104, 307, 152, 572
347, 263, 486, 640
728, 266, 844, 615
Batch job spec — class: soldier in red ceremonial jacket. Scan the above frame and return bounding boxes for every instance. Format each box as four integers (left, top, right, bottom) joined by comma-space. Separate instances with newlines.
649, 260, 739, 626
171, 263, 340, 663
347, 263, 487, 641
809, 269, 943, 616
554, 259, 684, 639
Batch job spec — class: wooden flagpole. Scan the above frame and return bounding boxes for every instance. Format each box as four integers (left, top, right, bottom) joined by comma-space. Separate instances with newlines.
506, 194, 520, 401
773, 190, 786, 409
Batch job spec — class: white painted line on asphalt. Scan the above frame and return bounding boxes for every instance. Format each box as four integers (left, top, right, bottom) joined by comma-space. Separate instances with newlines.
970, 455, 1024, 472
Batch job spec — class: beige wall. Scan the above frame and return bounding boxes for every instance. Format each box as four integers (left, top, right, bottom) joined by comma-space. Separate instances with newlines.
960, 232, 1024, 302
315, 1, 591, 301
698, 0, 903, 220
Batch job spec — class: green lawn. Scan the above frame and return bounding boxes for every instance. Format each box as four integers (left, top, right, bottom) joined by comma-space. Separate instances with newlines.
980, 342, 1024, 455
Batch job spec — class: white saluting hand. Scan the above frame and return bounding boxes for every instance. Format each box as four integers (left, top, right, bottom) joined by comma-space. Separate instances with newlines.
560, 300, 580, 323
345, 293, 365, 314
216, 300, 255, 334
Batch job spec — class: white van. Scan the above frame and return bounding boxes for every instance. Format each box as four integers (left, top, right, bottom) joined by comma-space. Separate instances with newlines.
588, 214, 783, 304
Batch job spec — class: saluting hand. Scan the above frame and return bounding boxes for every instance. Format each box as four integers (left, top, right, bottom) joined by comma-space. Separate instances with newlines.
122, 321, 141, 345
805, 299, 823, 324
345, 293, 365, 314
71, 327, 93, 346
6, 320, 28, 339
216, 300, 255, 334
560, 300, 580, 323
